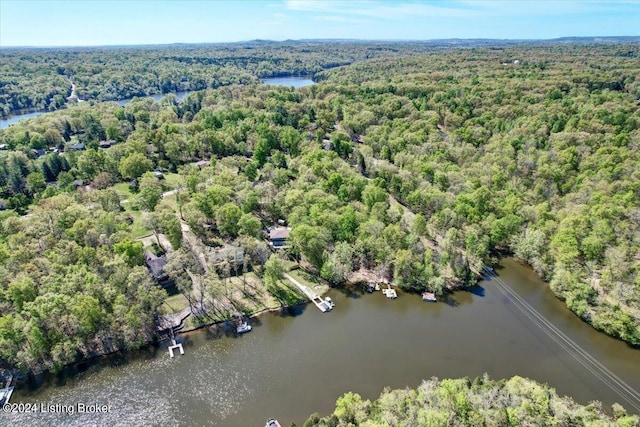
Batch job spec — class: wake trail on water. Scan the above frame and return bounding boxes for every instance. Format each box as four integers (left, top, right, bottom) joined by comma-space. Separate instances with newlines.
485, 270, 640, 413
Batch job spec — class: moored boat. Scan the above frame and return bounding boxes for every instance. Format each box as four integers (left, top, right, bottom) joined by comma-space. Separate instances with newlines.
0, 374, 15, 405
422, 292, 437, 302
324, 296, 335, 309
266, 418, 282, 427
237, 321, 252, 334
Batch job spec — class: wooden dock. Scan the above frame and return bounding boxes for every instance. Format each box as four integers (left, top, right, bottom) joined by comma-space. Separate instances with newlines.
284, 274, 333, 312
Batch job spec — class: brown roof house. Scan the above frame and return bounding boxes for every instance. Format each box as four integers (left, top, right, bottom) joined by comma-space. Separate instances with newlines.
145, 251, 171, 288
268, 226, 291, 249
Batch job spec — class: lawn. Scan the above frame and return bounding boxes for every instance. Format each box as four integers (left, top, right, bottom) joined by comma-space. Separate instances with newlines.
288, 269, 330, 295
113, 182, 135, 199
122, 204, 151, 238
162, 172, 183, 190
159, 293, 191, 315
160, 193, 178, 210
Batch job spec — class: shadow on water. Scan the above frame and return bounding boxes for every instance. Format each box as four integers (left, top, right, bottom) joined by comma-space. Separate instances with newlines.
276, 303, 308, 318
441, 295, 460, 307
334, 283, 365, 299
465, 284, 485, 297
16, 344, 163, 395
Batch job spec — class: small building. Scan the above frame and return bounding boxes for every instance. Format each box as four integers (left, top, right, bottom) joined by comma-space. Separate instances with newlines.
72, 179, 85, 187
145, 251, 171, 287
352, 134, 365, 144
192, 160, 211, 168
211, 245, 245, 268
268, 226, 291, 248
32, 148, 47, 158
153, 171, 165, 180
0, 144, 7, 150
98, 140, 115, 149
69, 143, 85, 151
513, 59, 520, 65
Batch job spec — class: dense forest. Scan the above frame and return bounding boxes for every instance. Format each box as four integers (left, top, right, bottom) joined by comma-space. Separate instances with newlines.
303, 375, 640, 426
0, 41, 639, 373
0, 41, 443, 117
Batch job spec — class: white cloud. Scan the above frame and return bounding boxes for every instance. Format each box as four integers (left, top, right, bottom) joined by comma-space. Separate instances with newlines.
284, 0, 640, 21
285, 1, 478, 19
313, 15, 372, 24
286, 0, 344, 12
352, 3, 476, 19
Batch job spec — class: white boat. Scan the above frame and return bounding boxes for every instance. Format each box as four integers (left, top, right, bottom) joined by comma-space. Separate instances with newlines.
237, 321, 252, 334
0, 375, 15, 405
266, 418, 282, 427
324, 297, 335, 308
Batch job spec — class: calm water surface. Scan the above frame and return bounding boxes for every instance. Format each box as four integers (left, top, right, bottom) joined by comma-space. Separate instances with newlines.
7, 259, 640, 426
263, 77, 315, 88
0, 80, 313, 129
0, 92, 192, 129
0, 110, 49, 129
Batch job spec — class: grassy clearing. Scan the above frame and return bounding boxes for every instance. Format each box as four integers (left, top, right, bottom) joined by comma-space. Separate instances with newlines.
281, 259, 298, 271
122, 204, 151, 238
159, 293, 190, 315
179, 272, 308, 331
162, 172, 182, 190
288, 269, 330, 295
270, 279, 306, 306
113, 182, 135, 199
160, 193, 178, 210
224, 272, 305, 314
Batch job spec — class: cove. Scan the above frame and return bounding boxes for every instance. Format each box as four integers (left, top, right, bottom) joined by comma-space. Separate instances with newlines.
0, 78, 315, 129
6, 258, 640, 426
263, 76, 316, 88
0, 91, 193, 130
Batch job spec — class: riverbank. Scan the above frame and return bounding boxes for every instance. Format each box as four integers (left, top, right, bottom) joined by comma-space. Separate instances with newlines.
174, 269, 330, 335
7, 266, 329, 384
304, 375, 640, 426
8, 258, 640, 426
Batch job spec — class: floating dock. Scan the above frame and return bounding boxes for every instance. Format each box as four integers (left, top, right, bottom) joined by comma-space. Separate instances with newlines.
168, 339, 184, 358
382, 285, 397, 299
422, 292, 437, 302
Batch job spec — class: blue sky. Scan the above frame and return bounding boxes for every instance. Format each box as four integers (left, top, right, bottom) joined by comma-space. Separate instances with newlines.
1, 0, 638, 47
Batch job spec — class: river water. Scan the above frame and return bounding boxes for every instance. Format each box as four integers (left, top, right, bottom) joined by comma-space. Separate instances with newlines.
263, 77, 315, 88
0, 78, 315, 130
0, 92, 193, 130
6, 258, 640, 426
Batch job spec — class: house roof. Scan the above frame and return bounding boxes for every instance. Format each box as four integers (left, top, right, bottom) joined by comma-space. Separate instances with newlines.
212, 245, 244, 265
352, 134, 365, 143
69, 143, 85, 150
193, 160, 211, 168
145, 251, 168, 279
269, 226, 291, 240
